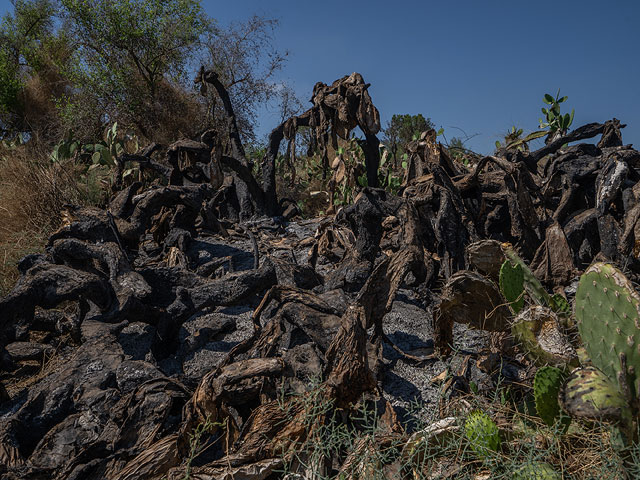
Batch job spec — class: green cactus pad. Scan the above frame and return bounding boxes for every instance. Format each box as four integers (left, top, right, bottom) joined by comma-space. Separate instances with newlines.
500, 260, 525, 313
559, 367, 632, 426
534, 366, 568, 428
464, 410, 501, 459
575, 262, 640, 400
502, 244, 552, 307
513, 462, 561, 480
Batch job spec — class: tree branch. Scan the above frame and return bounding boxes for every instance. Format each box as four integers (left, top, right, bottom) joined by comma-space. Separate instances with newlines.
198, 67, 247, 166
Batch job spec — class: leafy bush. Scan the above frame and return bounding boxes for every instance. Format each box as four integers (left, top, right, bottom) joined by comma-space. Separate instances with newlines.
539, 90, 575, 137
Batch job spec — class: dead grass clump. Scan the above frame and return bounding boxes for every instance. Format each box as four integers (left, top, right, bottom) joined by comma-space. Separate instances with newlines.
0, 142, 90, 295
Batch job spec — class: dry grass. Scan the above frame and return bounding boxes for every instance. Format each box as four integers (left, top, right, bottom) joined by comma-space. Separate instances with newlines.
267, 377, 636, 479
415, 392, 632, 479
0, 142, 94, 295
4, 336, 70, 399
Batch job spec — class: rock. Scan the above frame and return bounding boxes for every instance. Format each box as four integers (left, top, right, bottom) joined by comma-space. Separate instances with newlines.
5, 342, 54, 362
118, 322, 156, 361
116, 360, 164, 393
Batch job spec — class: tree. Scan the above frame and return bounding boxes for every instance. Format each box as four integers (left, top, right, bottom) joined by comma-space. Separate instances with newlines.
448, 136, 466, 155
382, 113, 434, 166
0, 1, 292, 146
0, 46, 22, 134
0, 0, 65, 139
203, 16, 289, 143
59, 0, 212, 139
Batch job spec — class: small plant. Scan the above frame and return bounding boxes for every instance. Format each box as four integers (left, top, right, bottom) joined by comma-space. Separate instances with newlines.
328, 138, 367, 210
539, 89, 574, 138
0, 132, 27, 151
378, 146, 404, 194
496, 126, 524, 150
49, 123, 139, 169
464, 410, 501, 459
50, 130, 80, 163
495, 126, 547, 152
91, 122, 132, 167
182, 415, 227, 480
549, 293, 571, 316
48, 124, 141, 196
447, 136, 474, 166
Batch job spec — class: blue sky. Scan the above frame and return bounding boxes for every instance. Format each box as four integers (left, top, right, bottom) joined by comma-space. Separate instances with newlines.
2, 0, 638, 154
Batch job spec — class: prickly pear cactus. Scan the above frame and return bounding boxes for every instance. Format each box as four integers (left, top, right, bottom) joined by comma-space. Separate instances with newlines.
464, 410, 501, 458
502, 244, 552, 308
534, 366, 568, 428
511, 306, 578, 366
559, 367, 632, 427
500, 260, 525, 313
513, 462, 561, 480
575, 263, 640, 400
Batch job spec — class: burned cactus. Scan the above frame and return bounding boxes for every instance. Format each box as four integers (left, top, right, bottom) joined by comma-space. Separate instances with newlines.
559, 367, 632, 428
511, 306, 577, 367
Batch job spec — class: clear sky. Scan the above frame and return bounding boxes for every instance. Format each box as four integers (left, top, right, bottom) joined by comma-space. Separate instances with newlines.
2, 0, 638, 154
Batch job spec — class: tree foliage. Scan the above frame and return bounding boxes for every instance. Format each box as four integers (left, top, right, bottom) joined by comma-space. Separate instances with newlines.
382, 113, 434, 164
0, 0, 61, 136
0, 1, 291, 145
0, 46, 22, 121
59, 0, 212, 138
